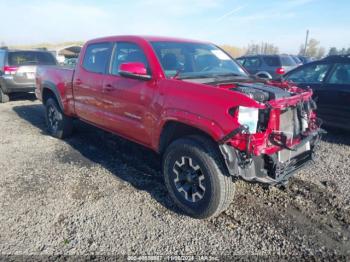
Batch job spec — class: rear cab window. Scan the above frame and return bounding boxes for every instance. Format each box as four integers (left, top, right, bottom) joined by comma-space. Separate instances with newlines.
8, 51, 57, 66
82, 43, 112, 74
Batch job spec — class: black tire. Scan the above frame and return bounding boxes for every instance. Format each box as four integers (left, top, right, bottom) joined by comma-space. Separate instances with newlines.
162, 135, 235, 219
0, 88, 9, 103
45, 98, 73, 139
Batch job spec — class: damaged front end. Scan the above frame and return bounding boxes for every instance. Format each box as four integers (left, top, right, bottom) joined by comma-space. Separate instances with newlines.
218, 80, 322, 185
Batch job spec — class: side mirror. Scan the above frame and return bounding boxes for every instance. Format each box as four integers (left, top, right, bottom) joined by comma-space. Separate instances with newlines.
119, 62, 151, 80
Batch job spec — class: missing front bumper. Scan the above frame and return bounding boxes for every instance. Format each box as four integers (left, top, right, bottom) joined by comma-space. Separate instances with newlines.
219, 131, 320, 185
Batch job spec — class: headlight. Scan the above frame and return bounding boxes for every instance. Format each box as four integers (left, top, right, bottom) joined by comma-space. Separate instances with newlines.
237, 106, 259, 134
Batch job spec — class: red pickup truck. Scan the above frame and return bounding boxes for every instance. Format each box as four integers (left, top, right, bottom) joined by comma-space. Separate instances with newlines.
36, 35, 321, 218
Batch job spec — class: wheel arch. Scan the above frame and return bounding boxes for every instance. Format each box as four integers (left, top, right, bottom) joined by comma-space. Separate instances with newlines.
255, 71, 273, 79
158, 120, 219, 155
41, 82, 64, 111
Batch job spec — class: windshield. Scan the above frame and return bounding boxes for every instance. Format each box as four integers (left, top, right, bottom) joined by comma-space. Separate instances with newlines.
150, 41, 248, 79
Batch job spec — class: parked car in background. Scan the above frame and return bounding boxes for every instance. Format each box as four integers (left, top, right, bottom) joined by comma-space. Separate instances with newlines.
0, 49, 57, 102
36, 35, 321, 218
284, 55, 350, 129
297, 55, 315, 64
236, 54, 298, 79
290, 55, 303, 66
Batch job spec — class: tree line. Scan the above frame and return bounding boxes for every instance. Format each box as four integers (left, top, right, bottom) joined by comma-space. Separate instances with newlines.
221, 39, 349, 59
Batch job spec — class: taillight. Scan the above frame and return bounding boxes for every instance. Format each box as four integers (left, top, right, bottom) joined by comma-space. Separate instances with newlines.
4, 66, 18, 75
275, 67, 285, 75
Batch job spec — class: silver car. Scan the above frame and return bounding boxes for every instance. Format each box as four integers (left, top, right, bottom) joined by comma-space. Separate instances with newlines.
0, 49, 57, 102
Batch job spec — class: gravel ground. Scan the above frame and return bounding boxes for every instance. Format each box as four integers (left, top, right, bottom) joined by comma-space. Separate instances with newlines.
0, 96, 349, 260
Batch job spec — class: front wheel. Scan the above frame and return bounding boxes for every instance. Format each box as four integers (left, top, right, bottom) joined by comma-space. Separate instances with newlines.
45, 98, 73, 139
162, 135, 235, 219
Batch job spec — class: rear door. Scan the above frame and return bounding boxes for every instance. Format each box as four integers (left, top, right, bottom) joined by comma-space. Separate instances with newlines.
73, 42, 113, 127
322, 62, 350, 127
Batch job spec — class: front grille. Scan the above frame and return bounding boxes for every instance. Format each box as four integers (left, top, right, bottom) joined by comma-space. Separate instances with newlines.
279, 107, 301, 139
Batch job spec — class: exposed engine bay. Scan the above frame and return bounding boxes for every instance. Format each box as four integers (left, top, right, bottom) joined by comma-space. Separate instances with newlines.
213, 79, 321, 185
232, 82, 292, 102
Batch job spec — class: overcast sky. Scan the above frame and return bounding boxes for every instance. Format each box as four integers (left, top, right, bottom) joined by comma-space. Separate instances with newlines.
1, 0, 349, 53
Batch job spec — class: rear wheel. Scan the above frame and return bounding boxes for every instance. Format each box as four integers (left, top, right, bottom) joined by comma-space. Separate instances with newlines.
45, 98, 73, 139
163, 135, 235, 219
0, 88, 9, 103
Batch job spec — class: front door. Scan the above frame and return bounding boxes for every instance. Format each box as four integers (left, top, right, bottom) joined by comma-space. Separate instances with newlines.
101, 42, 156, 147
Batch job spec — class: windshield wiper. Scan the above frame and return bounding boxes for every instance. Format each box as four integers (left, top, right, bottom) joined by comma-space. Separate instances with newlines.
214, 73, 245, 78
177, 74, 216, 80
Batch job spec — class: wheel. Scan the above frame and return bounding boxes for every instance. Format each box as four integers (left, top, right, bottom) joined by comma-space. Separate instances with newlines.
162, 135, 235, 219
0, 88, 9, 103
45, 98, 73, 139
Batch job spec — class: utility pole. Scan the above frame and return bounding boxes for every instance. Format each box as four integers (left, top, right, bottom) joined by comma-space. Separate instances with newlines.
304, 30, 309, 56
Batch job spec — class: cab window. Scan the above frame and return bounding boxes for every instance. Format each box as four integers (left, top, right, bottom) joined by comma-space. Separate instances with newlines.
111, 42, 149, 75
82, 43, 112, 74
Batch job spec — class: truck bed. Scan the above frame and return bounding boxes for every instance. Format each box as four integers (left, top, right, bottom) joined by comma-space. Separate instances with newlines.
35, 65, 75, 114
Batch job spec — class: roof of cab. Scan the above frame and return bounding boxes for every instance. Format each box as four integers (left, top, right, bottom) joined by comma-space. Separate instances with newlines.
86, 35, 209, 44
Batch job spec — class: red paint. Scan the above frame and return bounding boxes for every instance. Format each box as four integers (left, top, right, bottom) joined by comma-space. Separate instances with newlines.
35, 35, 318, 155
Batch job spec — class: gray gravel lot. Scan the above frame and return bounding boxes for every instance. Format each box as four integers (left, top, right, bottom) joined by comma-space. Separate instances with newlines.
0, 96, 349, 259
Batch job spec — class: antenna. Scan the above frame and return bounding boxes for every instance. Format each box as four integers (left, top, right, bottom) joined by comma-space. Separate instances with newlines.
304, 30, 309, 56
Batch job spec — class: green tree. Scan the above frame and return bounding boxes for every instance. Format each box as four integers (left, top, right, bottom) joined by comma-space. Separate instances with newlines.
299, 38, 325, 58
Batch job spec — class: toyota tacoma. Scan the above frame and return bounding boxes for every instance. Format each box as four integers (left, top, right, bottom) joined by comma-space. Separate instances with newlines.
35, 36, 321, 218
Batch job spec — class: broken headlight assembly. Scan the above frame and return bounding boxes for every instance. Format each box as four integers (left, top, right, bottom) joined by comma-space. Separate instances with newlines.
237, 106, 259, 134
